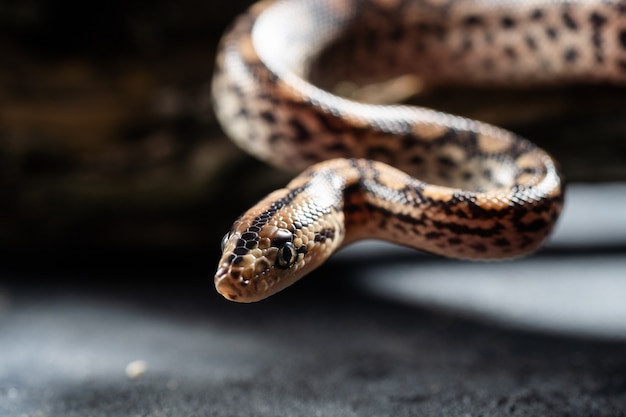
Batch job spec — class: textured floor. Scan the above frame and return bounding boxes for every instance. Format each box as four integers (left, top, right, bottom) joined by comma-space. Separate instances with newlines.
1, 183, 625, 416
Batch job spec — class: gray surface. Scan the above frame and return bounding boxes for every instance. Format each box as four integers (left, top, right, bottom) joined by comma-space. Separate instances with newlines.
1, 183, 626, 416
1, 283, 626, 416
341, 183, 626, 339
361, 254, 626, 339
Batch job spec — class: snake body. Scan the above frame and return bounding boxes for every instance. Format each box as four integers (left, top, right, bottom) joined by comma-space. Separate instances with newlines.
212, 0, 626, 302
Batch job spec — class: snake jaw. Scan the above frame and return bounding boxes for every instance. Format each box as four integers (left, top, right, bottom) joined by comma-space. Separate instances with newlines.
214, 266, 242, 302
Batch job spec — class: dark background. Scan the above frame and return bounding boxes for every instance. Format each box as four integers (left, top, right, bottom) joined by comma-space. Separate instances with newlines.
1, 0, 625, 272
1, 0, 283, 272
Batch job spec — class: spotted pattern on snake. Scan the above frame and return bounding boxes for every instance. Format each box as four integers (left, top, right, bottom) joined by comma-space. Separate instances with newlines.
212, 0, 626, 302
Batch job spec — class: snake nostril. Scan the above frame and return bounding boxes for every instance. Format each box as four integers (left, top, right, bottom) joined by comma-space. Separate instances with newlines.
216, 280, 240, 301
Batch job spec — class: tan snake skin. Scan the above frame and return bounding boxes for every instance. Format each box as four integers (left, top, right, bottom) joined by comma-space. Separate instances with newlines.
212, 0, 626, 302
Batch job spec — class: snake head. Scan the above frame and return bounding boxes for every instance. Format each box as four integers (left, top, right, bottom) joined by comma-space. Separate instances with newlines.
214, 188, 344, 302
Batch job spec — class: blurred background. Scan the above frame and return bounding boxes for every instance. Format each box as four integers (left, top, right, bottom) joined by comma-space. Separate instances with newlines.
2, 0, 625, 280
0, 0, 294, 275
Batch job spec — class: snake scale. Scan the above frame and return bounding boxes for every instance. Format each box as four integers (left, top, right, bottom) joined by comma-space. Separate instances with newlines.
212, 0, 626, 302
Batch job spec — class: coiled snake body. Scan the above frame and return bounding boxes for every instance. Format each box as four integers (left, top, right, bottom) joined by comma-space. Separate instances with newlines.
212, 0, 626, 302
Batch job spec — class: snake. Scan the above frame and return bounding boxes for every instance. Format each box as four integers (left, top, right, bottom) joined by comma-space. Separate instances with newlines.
211, 0, 626, 302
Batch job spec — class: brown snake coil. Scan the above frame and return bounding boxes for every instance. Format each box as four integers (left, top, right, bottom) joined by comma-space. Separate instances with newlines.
212, 0, 626, 302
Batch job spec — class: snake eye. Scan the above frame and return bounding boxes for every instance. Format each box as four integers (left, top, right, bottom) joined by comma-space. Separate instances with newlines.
221, 232, 231, 251
276, 242, 297, 269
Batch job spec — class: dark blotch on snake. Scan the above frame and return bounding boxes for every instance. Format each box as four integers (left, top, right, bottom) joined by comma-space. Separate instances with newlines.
564, 48, 578, 63
271, 228, 294, 247
501, 16, 516, 29
530, 9, 544, 20
619, 30, 626, 49
562, 12, 578, 30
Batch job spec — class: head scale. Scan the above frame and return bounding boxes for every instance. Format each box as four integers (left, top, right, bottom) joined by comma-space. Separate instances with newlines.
214, 187, 343, 302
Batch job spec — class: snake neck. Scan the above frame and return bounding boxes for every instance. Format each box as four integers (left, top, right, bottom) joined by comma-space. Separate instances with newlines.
332, 158, 562, 260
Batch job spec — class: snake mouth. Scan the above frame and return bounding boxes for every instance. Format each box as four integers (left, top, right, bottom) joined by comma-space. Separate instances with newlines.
220, 290, 240, 302
214, 274, 242, 302
214, 266, 243, 301
214, 263, 273, 303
